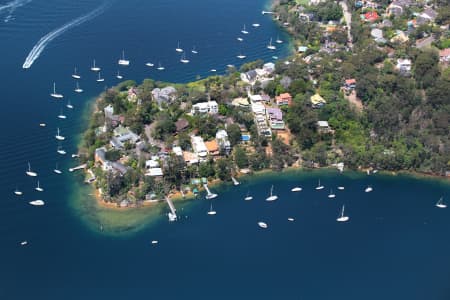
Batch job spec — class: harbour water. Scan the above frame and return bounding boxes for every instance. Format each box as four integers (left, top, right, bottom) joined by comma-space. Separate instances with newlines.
0, 0, 449, 299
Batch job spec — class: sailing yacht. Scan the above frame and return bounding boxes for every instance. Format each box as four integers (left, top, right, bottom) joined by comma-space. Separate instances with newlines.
336, 205, 349, 222
145, 62, 154, 67
315, 179, 324, 190
118, 50, 130, 66
252, 23, 260, 27
266, 185, 278, 201
244, 191, 253, 201
26, 162, 37, 177
204, 184, 218, 200
207, 202, 217, 215
180, 52, 190, 64
267, 37, 276, 50
237, 52, 246, 59
66, 100, 74, 109
35, 180, 44, 192
241, 24, 249, 34
116, 70, 123, 79
237, 37, 244, 42
57, 145, 66, 155
328, 189, 336, 198
74, 81, 83, 93
50, 82, 63, 99
231, 177, 240, 186
14, 187, 23, 196
54, 163, 62, 174
57, 108, 67, 119
29, 200, 45, 206
96, 72, 105, 82
275, 35, 283, 44
291, 186, 302, 192
90, 59, 101, 72
365, 186, 373, 193
288, 217, 295, 222
337, 186, 345, 190
436, 197, 447, 208
71, 67, 81, 79
55, 128, 65, 141
191, 46, 198, 54
39, 123, 46, 127
210, 69, 217, 72
157, 63, 165, 71
175, 41, 183, 53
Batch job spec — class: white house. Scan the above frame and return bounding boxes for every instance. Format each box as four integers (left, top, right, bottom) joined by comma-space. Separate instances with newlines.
191, 101, 218, 115
191, 136, 208, 159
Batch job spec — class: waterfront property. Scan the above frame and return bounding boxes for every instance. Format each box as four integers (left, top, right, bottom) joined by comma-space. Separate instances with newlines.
191, 101, 218, 115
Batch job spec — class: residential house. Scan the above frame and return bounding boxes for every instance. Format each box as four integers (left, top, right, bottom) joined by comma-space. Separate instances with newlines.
232, 97, 250, 108
111, 162, 128, 175
417, 7, 437, 25
317, 121, 332, 133
370, 28, 386, 43
263, 62, 275, 74
173, 146, 183, 157
110, 125, 140, 149
104, 104, 114, 119
145, 168, 163, 177
439, 48, 450, 63
95, 147, 107, 164
310, 94, 326, 108
396, 58, 412, 75
205, 140, 220, 156
387, 0, 412, 17
344, 78, 356, 90
363, 11, 379, 22
240, 70, 258, 84
275, 93, 292, 106
299, 12, 315, 22
145, 159, 160, 169
152, 86, 177, 106
298, 46, 308, 53
191, 101, 218, 115
191, 136, 208, 160
127, 87, 138, 102
266, 108, 285, 130
216, 129, 231, 155
175, 118, 189, 133
391, 30, 409, 44
183, 151, 199, 165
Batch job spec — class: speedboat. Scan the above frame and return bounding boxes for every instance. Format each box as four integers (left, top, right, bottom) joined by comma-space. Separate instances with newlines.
258, 222, 268, 229
365, 186, 373, 193
291, 187, 302, 192
29, 200, 45, 206
20, 241, 28, 246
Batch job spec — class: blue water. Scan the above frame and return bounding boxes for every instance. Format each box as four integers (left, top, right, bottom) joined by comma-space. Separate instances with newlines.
0, 0, 450, 299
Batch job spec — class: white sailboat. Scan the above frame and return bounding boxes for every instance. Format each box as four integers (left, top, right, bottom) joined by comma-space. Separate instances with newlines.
266, 185, 278, 201
39, 123, 46, 127
20, 241, 28, 246
244, 191, 253, 201
207, 202, 217, 215
175, 41, 183, 53
180, 52, 190, 64
96, 72, 105, 82
258, 222, 268, 229
157, 63, 165, 71
267, 37, 276, 50
50, 82, 64, 99
231, 177, 240, 186
55, 128, 65, 141
204, 184, 218, 200
26, 162, 37, 177
328, 189, 336, 198
71, 67, 81, 79
57, 108, 67, 119
365, 186, 373, 193
210, 69, 217, 72
74, 81, 83, 93
66, 100, 74, 109
291, 185, 302, 192
54, 163, 62, 174
336, 205, 349, 222
118, 50, 130, 66
252, 23, 260, 27
315, 179, 324, 190
241, 24, 249, 34
116, 70, 123, 79
145, 62, 154, 67
275, 35, 283, 44
35, 180, 44, 192
191, 46, 198, 54
237, 52, 246, 59
288, 217, 295, 222
14, 187, 23, 196
57, 145, 66, 155
29, 200, 45, 206
90, 59, 101, 72
237, 37, 244, 42
436, 197, 447, 209
337, 186, 345, 190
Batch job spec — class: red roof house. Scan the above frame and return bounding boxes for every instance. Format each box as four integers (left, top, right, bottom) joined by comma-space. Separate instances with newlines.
364, 11, 379, 22
275, 93, 292, 106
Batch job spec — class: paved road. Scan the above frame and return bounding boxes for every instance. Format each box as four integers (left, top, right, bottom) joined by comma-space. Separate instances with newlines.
340, 0, 353, 50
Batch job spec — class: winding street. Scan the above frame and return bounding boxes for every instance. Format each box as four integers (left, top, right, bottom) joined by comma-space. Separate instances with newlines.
340, 0, 353, 50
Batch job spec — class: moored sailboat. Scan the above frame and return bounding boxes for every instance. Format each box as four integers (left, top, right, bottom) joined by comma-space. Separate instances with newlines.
336, 205, 349, 222
266, 185, 278, 201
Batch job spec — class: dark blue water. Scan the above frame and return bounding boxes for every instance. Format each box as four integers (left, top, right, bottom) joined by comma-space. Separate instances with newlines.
1, 0, 450, 299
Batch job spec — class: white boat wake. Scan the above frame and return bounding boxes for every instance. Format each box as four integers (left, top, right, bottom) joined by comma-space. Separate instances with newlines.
22, 2, 108, 69
0, 0, 32, 22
